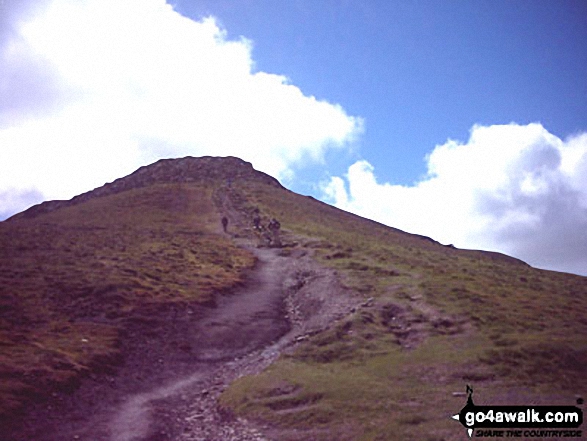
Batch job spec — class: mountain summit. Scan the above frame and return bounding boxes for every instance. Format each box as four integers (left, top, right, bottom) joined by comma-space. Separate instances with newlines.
2, 155, 586, 440
9, 156, 282, 221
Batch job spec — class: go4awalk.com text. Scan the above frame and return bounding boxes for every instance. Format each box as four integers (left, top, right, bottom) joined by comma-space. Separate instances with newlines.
452, 385, 583, 438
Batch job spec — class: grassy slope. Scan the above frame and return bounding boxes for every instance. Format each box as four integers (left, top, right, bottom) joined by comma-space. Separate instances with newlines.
0, 182, 255, 419
2, 173, 585, 439
220, 183, 587, 440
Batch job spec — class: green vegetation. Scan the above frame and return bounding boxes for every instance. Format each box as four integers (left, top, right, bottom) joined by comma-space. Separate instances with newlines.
219, 182, 587, 440
0, 182, 255, 419
222, 336, 486, 440
2, 163, 586, 439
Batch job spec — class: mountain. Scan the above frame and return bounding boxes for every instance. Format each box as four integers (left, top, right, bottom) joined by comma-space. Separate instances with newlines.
1, 156, 586, 440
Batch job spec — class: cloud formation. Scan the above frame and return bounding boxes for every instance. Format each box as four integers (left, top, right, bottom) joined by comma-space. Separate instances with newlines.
323, 123, 587, 276
0, 0, 362, 219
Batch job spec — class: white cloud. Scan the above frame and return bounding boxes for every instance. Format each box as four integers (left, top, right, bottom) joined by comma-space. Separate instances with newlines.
323, 123, 587, 276
0, 0, 362, 219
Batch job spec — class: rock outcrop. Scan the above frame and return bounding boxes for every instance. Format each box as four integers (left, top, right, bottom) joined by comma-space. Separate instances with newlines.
8, 156, 282, 221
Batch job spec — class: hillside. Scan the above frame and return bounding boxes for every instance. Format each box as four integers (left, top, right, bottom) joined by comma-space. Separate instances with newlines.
1, 156, 586, 440
1, 157, 265, 426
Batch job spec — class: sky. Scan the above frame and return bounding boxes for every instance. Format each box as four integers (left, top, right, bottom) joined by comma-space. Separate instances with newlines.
1, 0, 586, 276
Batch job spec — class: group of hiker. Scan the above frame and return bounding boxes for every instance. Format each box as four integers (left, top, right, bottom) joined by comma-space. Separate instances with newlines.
252, 208, 281, 243
262, 217, 281, 247
221, 208, 281, 247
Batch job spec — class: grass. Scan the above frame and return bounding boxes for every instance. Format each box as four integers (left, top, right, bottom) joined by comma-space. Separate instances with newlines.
3, 167, 586, 439
218, 182, 587, 439
221, 335, 490, 440
0, 182, 255, 419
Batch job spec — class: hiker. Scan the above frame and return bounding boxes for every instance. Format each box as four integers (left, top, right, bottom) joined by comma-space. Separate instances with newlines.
267, 218, 281, 247
221, 216, 228, 233
253, 214, 261, 231
268, 218, 281, 232
252, 207, 262, 231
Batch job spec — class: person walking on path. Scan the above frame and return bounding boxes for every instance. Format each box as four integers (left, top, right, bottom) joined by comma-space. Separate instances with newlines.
267, 218, 281, 247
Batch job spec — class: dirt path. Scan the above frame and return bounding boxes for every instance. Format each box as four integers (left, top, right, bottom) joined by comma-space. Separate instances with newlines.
146, 243, 358, 441
6, 186, 357, 441
7, 243, 356, 441
7, 246, 287, 441
100, 246, 291, 441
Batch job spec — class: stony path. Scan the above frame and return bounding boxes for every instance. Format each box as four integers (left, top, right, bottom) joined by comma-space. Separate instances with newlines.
6, 185, 357, 441
129, 241, 358, 441
108, 246, 289, 441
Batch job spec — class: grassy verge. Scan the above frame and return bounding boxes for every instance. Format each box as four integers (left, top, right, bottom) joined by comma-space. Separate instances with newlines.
221, 334, 492, 440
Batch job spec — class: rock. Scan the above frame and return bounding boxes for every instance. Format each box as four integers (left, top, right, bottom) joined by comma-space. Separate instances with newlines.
361, 297, 375, 307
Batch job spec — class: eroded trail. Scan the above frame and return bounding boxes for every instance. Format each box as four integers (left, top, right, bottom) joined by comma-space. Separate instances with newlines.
8, 247, 292, 441
105, 240, 357, 441
107, 247, 289, 441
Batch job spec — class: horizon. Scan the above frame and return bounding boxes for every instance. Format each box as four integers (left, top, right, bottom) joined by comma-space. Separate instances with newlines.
1, 0, 586, 276
1, 153, 582, 277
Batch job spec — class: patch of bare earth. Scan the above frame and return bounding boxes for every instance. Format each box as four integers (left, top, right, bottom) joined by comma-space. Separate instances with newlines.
151, 246, 360, 441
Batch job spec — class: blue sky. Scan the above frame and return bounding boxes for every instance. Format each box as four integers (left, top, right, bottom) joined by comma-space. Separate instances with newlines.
175, 0, 587, 188
1, 0, 587, 275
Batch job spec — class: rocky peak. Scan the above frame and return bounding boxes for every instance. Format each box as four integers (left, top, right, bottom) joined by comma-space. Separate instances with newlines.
124, 156, 282, 187
8, 156, 282, 221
